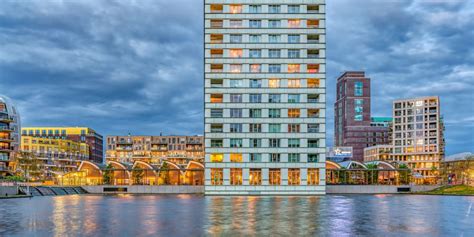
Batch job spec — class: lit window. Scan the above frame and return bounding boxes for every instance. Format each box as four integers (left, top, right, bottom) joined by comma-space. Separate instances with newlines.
210, 34, 223, 43
307, 79, 320, 88
210, 19, 223, 28
210, 49, 223, 58
308, 109, 319, 118
354, 99, 363, 121
210, 154, 223, 162
269, 169, 281, 185
230, 49, 243, 58
288, 109, 300, 118
210, 4, 223, 13
210, 64, 223, 72
307, 20, 319, 28
249, 169, 262, 185
230, 154, 243, 162
354, 81, 363, 96
230, 64, 242, 73
307, 169, 319, 185
288, 79, 300, 88
307, 64, 319, 73
288, 19, 300, 28
229, 4, 242, 14
210, 168, 223, 185
250, 64, 261, 73
288, 168, 300, 185
288, 64, 300, 73
210, 94, 223, 103
230, 168, 242, 185
230, 20, 243, 28
268, 79, 280, 88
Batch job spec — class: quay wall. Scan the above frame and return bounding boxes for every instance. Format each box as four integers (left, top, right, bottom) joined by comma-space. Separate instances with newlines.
327, 185, 441, 194
82, 185, 204, 194
0, 186, 19, 196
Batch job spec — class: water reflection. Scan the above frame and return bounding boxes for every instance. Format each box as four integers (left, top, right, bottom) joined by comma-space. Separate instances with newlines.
0, 195, 472, 236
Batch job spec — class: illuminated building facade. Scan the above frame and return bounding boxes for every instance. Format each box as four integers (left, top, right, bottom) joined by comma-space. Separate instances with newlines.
22, 127, 103, 163
204, 1, 327, 195
0, 95, 21, 174
106, 135, 204, 165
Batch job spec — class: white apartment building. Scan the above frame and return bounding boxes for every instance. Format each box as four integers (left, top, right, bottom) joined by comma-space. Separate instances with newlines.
392, 96, 445, 180
204, 0, 326, 195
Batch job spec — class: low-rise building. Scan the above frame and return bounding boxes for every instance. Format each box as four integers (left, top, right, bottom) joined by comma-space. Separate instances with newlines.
364, 145, 394, 162
440, 152, 473, 186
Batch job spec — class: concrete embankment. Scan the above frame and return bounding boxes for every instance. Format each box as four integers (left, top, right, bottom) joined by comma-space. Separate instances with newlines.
82, 185, 204, 194
326, 185, 441, 194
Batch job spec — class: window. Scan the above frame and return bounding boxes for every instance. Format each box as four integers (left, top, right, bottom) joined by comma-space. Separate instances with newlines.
250, 109, 262, 118
230, 124, 242, 133
269, 124, 281, 133
210, 34, 223, 43
288, 79, 300, 88
307, 20, 319, 28
211, 64, 223, 72
269, 5, 280, 13
230, 94, 242, 103
307, 5, 319, 13
229, 4, 242, 14
249, 20, 262, 28
308, 94, 319, 103
308, 139, 319, 148
269, 20, 281, 28
288, 139, 300, 148
270, 154, 280, 162
288, 94, 300, 103
250, 153, 261, 162
288, 34, 300, 43
230, 20, 242, 28
210, 94, 223, 103
250, 139, 262, 148
250, 79, 262, 88
211, 19, 223, 28
288, 153, 300, 162
308, 49, 319, 58
269, 34, 281, 43
249, 49, 261, 58
308, 124, 319, 133
269, 109, 281, 118
210, 154, 223, 162
288, 108, 300, 118
230, 49, 243, 58
268, 79, 280, 88
308, 109, 319, 118
250, 64, 261, 73
230, 154, 243, 162
210, 4, 223, 13
230, 139, 243, 148
230, 168, 242, 185
210, 49, 223, 58
288, 64, 300, 73
269, 94, 281, 103
307, 64, 319, 73
269, 64, 281, 73
249, 123, 262, 133
308, 34, 319, 43
249, 169, 262, 185
288, 5, 300, 13
288, 49, 300, 58
249, 5, 261, 13
210, 168, 223, 185
249, 34, 261, 43
210, 78, 223, 87
229, 79, 243, 88
307, 169, 319, 185
308, 154, 319, 163
249, 94, 262, 103
210, 124, 223, 133
288, 124, 300, 133
269, 169, 281, 185
230, 64, 242, 73
288, 169, 300, 185
230, 34, 242, 43
230, 108, 242, 118
269, 49, 281, 58
354, 99, 364, 121
269, 138, 280, 148
354, 81, 363, 96
288, 19, 300, 28
210, 139, 223, 148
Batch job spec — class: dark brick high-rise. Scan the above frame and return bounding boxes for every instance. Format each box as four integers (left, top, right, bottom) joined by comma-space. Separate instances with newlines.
334, 71, 390, 162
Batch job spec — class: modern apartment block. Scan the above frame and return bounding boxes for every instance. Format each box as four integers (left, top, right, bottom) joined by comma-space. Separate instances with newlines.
106, 135, 204, 165
21, 127, 103, 163
0, 95, 21, 175
391, 96, 445, 179
334, 71, 390, 162
204, 1, 327, 195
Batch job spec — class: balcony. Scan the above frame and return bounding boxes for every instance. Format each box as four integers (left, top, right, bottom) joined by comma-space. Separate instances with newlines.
0, 126, 12, 132
0, 115, 13, 123
0, 147, 13, 152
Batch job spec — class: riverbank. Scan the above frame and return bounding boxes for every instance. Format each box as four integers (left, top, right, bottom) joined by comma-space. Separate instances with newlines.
415, 185, 474, 196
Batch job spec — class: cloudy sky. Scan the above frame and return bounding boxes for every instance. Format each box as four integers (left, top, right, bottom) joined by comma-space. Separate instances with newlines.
0, 0, 472, 155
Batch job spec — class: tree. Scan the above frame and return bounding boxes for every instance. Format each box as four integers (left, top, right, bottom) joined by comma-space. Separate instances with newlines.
14, 151, 43, 182
398, 163, 410, 185
366, 164, 379, 185
102, 164, 114, 185
159, 162, 170, 185
132, 167, 144, 185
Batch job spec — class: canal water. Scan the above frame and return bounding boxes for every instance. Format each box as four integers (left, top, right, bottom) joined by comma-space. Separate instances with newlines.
0, 194, 472, 236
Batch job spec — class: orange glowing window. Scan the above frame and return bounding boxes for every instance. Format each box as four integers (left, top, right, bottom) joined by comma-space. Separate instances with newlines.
210, 4, 223, 13
229, 4, 242, 13
288, 168, 300, 185
307, 169, 319, 185
268, 79, 280, 88
210, 94, 223, 103
229, 49, 243, 58
210, 153, 223, 162
288, 64, 300, 73
307, 20, 319, 28
210, 64, 223, 72
288, 79, 301, 88
307, 64, 319, 73
308, 109, 320, 118
210, 49, 223, 57
210, 19, 223, 28
249, 169, 262, 185
210, 34, 223, 43
288, 19, 300, 28
307, 78, 320, 88
210, 168, 223, 185
288, 109, 300, 118
230, 168, 242, 185
230, 153, 242, 162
